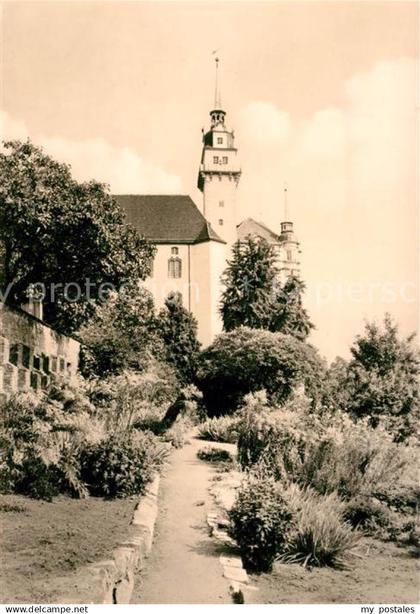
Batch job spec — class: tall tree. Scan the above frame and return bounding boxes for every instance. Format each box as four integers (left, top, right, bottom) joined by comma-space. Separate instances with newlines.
0, 140, 155, 333
78, 282, 164, 377
220, 236, 278, 331
220, 236, 313, 339
270, 276, 314, 340
157, 292, 201, 383
344, 314, 419, 441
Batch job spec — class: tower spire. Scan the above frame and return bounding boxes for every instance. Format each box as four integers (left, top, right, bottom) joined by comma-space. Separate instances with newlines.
283, 184, 289, 222
214, 56, 221, 109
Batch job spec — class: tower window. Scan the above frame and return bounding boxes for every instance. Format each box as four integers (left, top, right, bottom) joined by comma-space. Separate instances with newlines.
171, 246, 179, 255
213, 156, 219, 164
219, 200, 224, 207
218, 219, 224, 226
287, 250, 292, 261
168, 257, 182, 278
217, 137, 223, 144
222, 156, 228, 164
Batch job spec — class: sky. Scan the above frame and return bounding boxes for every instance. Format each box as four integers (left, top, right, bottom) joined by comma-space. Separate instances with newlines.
0, 1, 418, 360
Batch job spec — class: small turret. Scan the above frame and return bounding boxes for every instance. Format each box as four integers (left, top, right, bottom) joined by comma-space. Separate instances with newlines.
279, 187, 301, 283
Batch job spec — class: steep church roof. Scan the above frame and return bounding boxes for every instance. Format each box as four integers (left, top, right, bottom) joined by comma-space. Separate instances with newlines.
114, 194, 225, 245
237, 217, 280, 243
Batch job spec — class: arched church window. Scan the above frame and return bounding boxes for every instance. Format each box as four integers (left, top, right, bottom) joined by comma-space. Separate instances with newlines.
171, 246, 179, 255
287, 250, 292, 261
168, 257, 182, 279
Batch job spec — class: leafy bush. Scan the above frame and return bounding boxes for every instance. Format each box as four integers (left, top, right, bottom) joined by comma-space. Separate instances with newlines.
228, 473, 294, 571
197, 415, 241, 443
196, 327, 326, 415
283, 486, 358, 568
0, 386, 99, 500
344, 495, 392, 532
325, 316, 419, 442
229, 473, 358, 571
91, 364, 179, 434
161, 416, 192, 449
81, 430, 168, 498
237, 396, 408, 501
196, 446, 234, 463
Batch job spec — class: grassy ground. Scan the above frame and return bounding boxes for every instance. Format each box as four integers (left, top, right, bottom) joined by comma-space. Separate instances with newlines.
0, 493, 136, 603
249, 537, 419, 604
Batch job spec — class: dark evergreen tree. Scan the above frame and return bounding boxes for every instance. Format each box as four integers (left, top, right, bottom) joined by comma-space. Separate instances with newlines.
270, 276, 314, 340
220, 236, 278, 331
220, 236, 313, 340
158, 292, 201, 383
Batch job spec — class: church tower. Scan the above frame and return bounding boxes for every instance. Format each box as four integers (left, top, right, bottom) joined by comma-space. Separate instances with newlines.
197, 58, 241, 249
278, 188, 301, 284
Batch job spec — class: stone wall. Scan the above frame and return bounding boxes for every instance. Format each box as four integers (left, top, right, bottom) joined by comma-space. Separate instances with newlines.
0, 304, 80, 397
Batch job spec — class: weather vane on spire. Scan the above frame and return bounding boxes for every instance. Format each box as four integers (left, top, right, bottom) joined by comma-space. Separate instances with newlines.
213, 53, 222, 109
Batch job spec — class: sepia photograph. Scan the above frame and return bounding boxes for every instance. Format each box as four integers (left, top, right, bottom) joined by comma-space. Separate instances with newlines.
0, 0, 418, 609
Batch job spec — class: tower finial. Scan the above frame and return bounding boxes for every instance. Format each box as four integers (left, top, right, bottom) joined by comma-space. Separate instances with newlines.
214, 56, 221, 109
283, 184, 289, 222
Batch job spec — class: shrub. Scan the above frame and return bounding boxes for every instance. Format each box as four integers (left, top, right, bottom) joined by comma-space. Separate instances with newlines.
197, 415, 241, 443
81, 430, 168, 498
344, 495, 392, 532
237, 397, 407, 501
197, 327, 325, 415
229, 473, 358, 572
90, 363, 179, 434
283, 486, 358, 568
327, 315, 419, 442
228, 472, 295, 571
0, 389, 94, 500
161, 416, 192, 448
196, 446, 234, 463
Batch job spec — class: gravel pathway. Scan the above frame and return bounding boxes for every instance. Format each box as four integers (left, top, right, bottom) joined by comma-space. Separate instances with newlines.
132, 436, 234, 604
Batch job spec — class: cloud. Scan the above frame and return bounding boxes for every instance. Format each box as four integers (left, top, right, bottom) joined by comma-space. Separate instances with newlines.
239, 101, 291, 145
0, 110, 183, 193
237, 57, 418, 359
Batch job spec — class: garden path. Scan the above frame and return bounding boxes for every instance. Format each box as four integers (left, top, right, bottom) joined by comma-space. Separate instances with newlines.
132, 436, 234, 604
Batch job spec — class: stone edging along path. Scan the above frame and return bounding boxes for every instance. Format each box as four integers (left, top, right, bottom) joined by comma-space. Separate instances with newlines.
93, 474, 161, 604
56, 474, 161, 605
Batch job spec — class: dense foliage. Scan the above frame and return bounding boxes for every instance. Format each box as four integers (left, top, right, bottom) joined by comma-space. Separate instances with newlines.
326, 315, 419, 441
237, 394, 408, 500
0, 140, 155, 333
197, 327, 326, 415
229, 473, 294, 571
270, 276, 314, 340
0, 367, 178, 501
220, 236, 279, 331
197, 414, 241, 443
81, 430, 168, 498
229, 471, 358, 572
79, 283, 164, 377
231, 391, 418, 562
220, 236, 313, 340
157, 292, 201, 383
